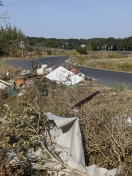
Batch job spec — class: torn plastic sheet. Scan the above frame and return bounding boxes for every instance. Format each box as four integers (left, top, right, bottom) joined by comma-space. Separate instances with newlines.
45, 66, 84, 86
31, 113, 116, 176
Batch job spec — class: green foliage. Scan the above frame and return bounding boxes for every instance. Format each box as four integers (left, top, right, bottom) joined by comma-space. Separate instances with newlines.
27, 36, 132, 52
35, 47, 43, 56
76, 46, 87, 55
86, 42, 92, 51
47, 50, 52, 55
0, 23, 27, 57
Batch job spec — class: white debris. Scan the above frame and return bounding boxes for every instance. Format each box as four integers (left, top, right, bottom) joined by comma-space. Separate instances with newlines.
18, 89, 26, 96
77, 72, 85, 80
37, 64, 48, 75
20, 70, 31, 76
6, 72, 9, 76
41, 64, 48, 69
46, 66, 84, 86
37, 67, 44, 75
0, 118, 6, 123
125, 116, 132, 124
0, 82, 8, 90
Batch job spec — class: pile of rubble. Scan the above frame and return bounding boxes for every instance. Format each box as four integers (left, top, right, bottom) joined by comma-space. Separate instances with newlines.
0, 63, 93, 98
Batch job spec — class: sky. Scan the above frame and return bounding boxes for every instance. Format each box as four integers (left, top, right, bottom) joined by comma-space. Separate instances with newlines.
0, 0, 132, 39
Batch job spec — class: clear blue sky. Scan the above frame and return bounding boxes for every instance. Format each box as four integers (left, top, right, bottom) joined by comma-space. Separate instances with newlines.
1, 0, 132, 39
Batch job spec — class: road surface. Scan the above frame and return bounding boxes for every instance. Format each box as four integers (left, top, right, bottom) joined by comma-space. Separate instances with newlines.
4, 56, 68, 70
4, 56, 132, 90
79, 66, 132, 89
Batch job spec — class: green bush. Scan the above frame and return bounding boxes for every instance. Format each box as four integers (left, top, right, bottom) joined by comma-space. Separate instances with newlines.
36, 47, 43, 56
76, 47, 87, 55
47, 50, 52, 55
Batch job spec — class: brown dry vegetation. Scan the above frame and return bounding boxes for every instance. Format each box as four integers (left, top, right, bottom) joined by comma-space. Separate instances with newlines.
0, 58, 18, 75
68, 51, 132, 72
0, 58, 132, 176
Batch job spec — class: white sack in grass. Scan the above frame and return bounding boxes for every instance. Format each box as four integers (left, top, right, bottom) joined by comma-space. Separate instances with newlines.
45, 66, 84, 86
32, 113, 117, 176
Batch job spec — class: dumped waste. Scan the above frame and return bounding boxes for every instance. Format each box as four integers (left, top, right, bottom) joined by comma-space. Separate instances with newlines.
28, 113, 117, 176
0, 62, 92, 98
1, 112, 117, 176
0, 60, 131, 176
46, 66, 85, 86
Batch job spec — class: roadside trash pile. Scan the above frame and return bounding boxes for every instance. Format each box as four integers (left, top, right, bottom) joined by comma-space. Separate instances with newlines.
0, 61, 131, 176
1, 113, 117, 176
30, 113, 116, 176
0, 62, 92, 99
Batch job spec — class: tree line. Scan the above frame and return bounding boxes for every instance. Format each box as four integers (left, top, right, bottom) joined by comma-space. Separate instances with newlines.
0, 24, 132, 56
27, 36, 132, 52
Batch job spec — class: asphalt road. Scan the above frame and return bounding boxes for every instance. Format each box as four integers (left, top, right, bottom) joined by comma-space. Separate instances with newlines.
4, 56, 132, 90
4, 56, 68, 70
79, 66, 132, 90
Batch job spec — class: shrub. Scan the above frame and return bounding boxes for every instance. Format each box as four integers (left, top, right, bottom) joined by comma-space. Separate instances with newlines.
47, 50, 52, 55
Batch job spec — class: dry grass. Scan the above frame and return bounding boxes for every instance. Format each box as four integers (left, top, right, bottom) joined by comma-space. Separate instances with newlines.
69, 51, 132, 72
0, 58, 132, 175
1, 77, 131, 173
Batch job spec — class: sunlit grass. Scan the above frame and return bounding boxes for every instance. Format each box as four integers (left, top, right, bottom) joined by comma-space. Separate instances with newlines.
74, 51, 132, 72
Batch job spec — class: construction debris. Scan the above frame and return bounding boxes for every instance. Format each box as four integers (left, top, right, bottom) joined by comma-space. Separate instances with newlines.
0, 60, 131, 176
0, 62, 92, 99
46, 66, 84, 86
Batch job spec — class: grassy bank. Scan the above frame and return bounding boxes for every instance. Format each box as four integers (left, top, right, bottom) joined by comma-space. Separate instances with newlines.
70, 51, 132, 72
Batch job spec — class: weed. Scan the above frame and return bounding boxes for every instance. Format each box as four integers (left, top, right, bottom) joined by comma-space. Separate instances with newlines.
114, 83, 128, 92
